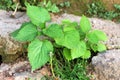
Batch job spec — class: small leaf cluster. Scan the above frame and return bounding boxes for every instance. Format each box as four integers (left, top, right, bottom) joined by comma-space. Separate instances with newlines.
59, 1, 71, 8
39, 0, 59, 13
114, 4, 120, 11
11, 4, 107, 71
0, 0, 13, 10
87, 1, 120, 20
26, 0, 60, 13
0, 0, 59, 13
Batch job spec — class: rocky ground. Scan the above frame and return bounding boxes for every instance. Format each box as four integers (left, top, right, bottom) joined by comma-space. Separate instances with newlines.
0, 10, 120, 80
0, 61, 51, 80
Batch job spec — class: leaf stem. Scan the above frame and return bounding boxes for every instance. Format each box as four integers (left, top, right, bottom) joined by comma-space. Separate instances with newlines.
50, 52, 55, 78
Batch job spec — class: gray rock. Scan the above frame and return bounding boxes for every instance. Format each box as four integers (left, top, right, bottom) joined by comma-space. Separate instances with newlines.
0, 61, 43, 80
92, 49, 120, 80
14, 72, 43, 80
14, 71, 43, 80
0, 10, 29, 62
0, 63, 10, 72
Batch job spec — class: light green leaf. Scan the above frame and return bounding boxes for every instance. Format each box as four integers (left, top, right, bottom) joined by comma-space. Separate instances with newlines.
63, 25, 76, 32
51, 4, 59, 13
45, 1, 59, 13
28, 39, 53, 71
87, 30, 107, 43
43, 24, 64, 38
87, 31, 99, 44
91, 44, 98, 52
80, 15, 91, 33
27, 5, 50, 27
55, 29, 80, 49
46, 0, 52, 10
63, 48, 72, 61
63, 22, 78, 32
11, 22, 38, 42
97, 43, 106, 52
71, 41, 86, 59
62, 19, 72, 25
63, 30, 80, 49
93, 30, 107, 41
82, 50, 91, 59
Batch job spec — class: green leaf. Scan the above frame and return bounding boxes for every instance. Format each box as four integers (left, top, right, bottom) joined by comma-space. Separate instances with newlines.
45, 1, 59, 13
63, 30, 80, 49
28, 39, 53, 71
80, 15, 91, 33
63, 48, 72, 61
43, 24, 64, 38
63, 22, 78, 32
90, 43, 106, 52
87, 31, 99, 44
97, 43, 106, 52
87, 30, 107, 43
10, 22, 28, 37
27, 5, 50, 27
11, 22, 38, 42
71, 41, 86, 59
55, 29, 80, 49
93, 30, 107, 41
63, 25, 76, 32
62, 19, 72, 25
46, 0, 52, 10
62, 20, 78, 27
10, 29, 20, 38
91, 44, 98, 52
82, 50, 91, 59
51, 4, 59, 13
78, 28, 86, 40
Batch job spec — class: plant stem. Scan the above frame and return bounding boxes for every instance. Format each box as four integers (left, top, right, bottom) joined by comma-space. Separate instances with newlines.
50, 52, 55, 78
12, 3, 19, 16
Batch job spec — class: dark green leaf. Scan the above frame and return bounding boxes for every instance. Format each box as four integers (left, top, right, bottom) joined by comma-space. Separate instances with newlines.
10, 29, 20, 38
11, 22, 38, 42
28, 39, 53, 71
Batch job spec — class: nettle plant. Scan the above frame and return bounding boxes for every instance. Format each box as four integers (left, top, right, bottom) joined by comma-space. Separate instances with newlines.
11, 4, 107, 71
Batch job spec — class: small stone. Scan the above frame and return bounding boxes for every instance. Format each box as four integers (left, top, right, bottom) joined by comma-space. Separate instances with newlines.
10, 61, 29, 74
0, 63, 10, 72
4, 77, 14, 80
